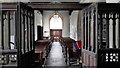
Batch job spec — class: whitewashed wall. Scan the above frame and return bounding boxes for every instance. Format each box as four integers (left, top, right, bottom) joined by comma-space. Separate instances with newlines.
34, 10, 42, 41
106, 0, 120, 3
70, 11, 79, 41
80, 0, 120, 3
80, 0, 106, 3
70, 10, 82, 41
61, 11, 70, 37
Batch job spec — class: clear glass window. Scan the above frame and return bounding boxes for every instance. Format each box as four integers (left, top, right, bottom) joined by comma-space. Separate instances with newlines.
50, 15, 62, 29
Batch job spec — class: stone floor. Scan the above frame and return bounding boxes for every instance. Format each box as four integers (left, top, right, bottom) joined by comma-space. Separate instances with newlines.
45, 42, 66, 67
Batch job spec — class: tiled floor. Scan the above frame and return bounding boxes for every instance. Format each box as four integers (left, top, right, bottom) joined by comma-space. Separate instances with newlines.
45, 42, 66, 67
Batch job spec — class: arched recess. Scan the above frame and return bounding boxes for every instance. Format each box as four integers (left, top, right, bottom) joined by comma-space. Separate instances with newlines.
49, 14, 63, 40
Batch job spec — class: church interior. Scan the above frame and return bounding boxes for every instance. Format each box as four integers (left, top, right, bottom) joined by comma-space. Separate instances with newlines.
0, 0, 120, 68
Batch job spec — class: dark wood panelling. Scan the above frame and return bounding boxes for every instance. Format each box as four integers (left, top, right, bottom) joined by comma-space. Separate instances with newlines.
50, 29, 62, 40
82, 3, 120, 67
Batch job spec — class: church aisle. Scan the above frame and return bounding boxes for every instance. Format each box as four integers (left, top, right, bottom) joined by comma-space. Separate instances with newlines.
45, 42, 66, 67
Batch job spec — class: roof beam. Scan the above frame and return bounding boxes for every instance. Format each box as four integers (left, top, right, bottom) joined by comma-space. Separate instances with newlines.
28, 2, 91, 10
1, 2, 91, 10
1, 3, 17, 9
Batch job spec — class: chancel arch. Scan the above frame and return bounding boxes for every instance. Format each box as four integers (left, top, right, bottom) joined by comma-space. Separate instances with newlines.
49, 13, 63, 40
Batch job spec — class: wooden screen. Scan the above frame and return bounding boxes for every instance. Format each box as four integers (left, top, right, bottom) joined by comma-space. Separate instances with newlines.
82, 3, 120, 68
50, 29, 62, 40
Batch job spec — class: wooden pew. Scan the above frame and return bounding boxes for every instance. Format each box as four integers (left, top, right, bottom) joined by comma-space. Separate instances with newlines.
35, 39, 51, 67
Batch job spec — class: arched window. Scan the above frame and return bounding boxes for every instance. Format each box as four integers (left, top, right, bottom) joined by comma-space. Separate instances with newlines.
50, 14, 62, 29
